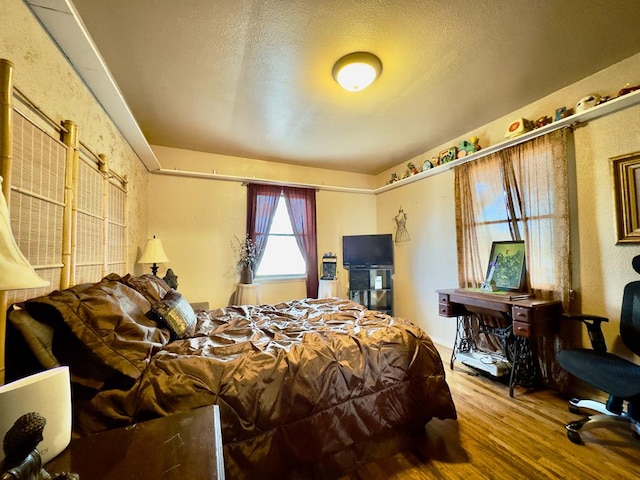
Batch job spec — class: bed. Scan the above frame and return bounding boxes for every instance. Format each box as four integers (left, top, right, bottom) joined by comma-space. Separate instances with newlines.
7, 273, 456, 478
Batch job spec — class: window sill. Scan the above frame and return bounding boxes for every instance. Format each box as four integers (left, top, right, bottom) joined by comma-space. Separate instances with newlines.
255, 275, 307, 284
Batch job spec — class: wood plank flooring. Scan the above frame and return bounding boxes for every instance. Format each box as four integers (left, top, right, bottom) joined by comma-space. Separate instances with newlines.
338, 345, 640, 480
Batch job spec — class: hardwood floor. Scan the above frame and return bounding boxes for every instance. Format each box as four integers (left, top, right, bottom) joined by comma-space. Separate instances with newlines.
338, 345, 640, 480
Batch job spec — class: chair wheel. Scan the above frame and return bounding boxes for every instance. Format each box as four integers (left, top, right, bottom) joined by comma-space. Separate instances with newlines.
567, 430, 582, 444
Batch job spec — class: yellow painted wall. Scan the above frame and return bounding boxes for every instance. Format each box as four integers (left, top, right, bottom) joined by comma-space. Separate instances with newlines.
148, 146, 377, 307
376, 52, 640, 360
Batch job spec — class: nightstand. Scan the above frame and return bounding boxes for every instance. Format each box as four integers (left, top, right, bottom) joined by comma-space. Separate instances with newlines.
46, 405, 224, 479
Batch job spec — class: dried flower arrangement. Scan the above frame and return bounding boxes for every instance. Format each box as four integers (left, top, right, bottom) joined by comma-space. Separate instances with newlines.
233, 234, 258, 268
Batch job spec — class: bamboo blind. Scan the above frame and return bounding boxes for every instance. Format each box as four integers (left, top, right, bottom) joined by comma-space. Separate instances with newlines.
74, 153, 107, 284
107, 178, 127, 276
5, 111, 65, 304
7, 113, 129, 292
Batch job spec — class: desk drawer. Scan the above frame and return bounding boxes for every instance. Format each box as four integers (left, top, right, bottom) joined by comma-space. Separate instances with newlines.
513, 318, 556, 337
439, 304, 459, 317
513, 320, 532, 337
512, 306, 532, 322
438, 293, 466, 317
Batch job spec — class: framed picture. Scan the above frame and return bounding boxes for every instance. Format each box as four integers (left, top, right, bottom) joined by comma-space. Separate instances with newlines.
611, 151, 640, 243
484, 240, 526, 292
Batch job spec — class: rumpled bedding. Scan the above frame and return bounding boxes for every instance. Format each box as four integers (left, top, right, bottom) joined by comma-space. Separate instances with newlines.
22, 276, 456, 479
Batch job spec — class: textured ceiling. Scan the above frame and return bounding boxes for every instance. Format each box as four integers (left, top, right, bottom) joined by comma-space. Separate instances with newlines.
67, 0, 640, 174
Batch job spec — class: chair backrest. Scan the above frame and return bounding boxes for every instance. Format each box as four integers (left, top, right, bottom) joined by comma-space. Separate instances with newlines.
620, 255, 640, 356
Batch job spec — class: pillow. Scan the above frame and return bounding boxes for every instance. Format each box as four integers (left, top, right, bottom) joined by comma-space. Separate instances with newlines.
119, 273, 170, 304
25, 277, 171, 389
7, 307, 59, 369
153, 289, 197, 339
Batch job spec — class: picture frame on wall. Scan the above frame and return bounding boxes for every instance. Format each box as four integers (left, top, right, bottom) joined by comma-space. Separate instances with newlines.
483, 240, 526, 292
611, 151, 640, 244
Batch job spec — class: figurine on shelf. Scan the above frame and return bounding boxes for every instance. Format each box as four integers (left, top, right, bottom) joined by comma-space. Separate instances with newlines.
387, 173, 399, 184
618, 83, 640, 96
575, 93, 601, 114
456, 136, 481, 158
407, 162, 420, 175
422, 159, 433, 171
439, 147, 457, 164
554, 106, 571, 121
535, 115, 552, 128
504, 118, 534, 138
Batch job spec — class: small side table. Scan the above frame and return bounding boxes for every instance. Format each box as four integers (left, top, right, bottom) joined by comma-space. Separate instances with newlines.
235, 282, 261, 305
318, 279, 340, 298
46, 405, 224, 479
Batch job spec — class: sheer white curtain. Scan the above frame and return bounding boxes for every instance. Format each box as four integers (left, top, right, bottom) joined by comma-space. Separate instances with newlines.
455, 128, 571, 305
454, 128, 571, 390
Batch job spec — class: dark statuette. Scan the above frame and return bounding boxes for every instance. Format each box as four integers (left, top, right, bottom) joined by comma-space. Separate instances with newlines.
163, 268, 178, 290
0, 413, 79, 480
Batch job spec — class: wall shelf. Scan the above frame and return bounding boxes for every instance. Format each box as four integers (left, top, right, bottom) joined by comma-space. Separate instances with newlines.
376, 88, 640, 194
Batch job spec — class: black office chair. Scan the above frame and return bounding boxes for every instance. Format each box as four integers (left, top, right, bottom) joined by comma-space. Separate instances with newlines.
556, 255, 640, 444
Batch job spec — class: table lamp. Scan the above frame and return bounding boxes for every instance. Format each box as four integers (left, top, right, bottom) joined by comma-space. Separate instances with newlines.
137, 235, 170, 275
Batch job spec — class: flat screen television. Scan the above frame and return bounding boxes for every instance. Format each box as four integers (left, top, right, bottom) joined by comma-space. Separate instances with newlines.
342, 234, 394, 268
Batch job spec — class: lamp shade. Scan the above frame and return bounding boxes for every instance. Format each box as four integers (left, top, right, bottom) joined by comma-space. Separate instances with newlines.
0, 176, 49, 290
137, 236, 170, 264
332, 52, 382, 92
0, 366, 72, 464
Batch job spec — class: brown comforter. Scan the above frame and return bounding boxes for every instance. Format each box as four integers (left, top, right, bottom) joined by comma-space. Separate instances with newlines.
23, 276, 456, 478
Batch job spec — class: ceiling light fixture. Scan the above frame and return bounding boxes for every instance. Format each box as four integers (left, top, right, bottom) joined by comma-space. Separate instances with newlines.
332, 52, 382, 92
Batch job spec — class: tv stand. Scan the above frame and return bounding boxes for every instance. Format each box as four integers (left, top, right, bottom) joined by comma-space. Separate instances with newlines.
348, 266, 393, 315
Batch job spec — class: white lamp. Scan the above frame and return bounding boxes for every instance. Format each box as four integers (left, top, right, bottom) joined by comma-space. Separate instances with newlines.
138, 235, 170, 275
0, 176, 49, 290
332, 52, 382, 92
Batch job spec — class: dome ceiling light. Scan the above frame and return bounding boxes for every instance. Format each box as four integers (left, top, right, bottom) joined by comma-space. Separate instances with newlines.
332, 52, 382, 92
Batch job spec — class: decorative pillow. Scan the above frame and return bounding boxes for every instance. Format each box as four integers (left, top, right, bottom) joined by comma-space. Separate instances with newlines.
153, 289, 197, 339
119, 273, 170, 304
8, 307, 59, 369
25, 276, 171, 389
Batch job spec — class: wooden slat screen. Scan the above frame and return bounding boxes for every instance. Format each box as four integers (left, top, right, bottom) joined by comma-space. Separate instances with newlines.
74, 154, 106, 284
107, 180, 127, 276
6, 110, 65, 303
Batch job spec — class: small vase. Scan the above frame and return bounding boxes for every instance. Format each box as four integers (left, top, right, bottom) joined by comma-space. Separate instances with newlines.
240, 265, 253, 284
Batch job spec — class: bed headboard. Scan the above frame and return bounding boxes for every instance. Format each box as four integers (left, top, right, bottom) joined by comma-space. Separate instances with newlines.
0, 57, 131, 384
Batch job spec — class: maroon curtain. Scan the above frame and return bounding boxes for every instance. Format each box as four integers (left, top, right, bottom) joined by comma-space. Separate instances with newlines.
246, 184, 280, 264
283, 187, 318, 298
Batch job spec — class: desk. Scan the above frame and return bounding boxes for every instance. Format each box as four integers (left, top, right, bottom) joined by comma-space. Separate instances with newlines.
235, 282, 261, 305
46, 405, 224, 479
437, 288, 561, 396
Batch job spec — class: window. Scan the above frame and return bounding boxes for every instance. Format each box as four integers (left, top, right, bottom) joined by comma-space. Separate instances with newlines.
246, 183, 318, 297
255, 195, 306, 276
455, 129, 570, 304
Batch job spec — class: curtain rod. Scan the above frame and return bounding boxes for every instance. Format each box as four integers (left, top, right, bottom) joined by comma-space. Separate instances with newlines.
150, 168, 376, 194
